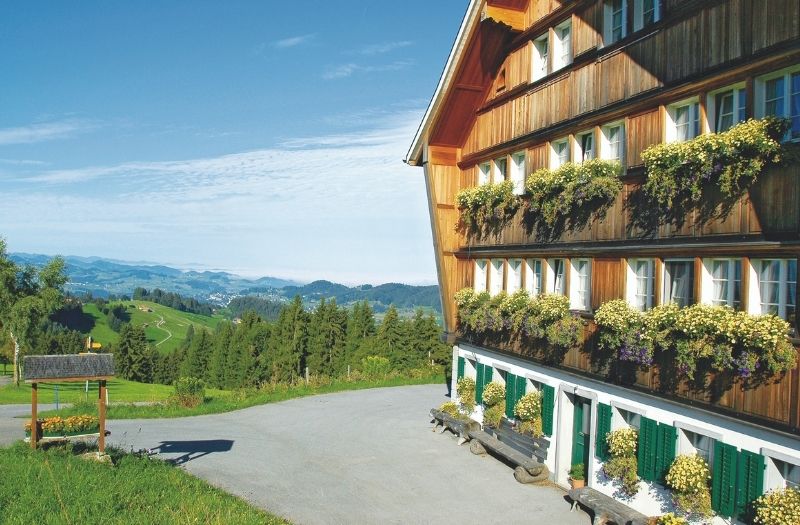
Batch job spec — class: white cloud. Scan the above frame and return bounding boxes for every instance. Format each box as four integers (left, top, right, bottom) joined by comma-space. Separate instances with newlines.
0, 119, 97, 145
355, 41, 413, 55
322, 60, 413, 80
271, 34, 314, 49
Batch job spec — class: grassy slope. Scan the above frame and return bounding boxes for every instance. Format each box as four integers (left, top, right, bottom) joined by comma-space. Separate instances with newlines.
0, 378, 226, 405
36, 375, 445, 420
86, 300, 222, 354
0, 443, 286, 525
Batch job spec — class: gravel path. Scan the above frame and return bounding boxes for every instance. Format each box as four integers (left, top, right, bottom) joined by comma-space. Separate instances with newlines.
104, 385, 590, 525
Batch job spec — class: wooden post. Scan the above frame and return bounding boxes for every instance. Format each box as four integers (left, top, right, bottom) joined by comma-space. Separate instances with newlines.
98, 380, 106, 454
31, 382, 37, 450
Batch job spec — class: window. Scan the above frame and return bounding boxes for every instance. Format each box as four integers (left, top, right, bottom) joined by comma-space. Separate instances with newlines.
633, 0, 660, 31
757, 67, 800, 140
601, 122, 625, 163
576, 130, 595, 163
664, 260, 695, 307
667, 100, 701, 143
707, 259, 742, 309
682, 429, 714, 467
554, 20, 572, 70
616, 407, 641, 430
775, 459, 800, 489
532, 34, 549, 81
474, 260, 488, 292
525, 259, 543, 296
710, 85, 747, 133
493, 157, 508, 182
628, 259, 655, 311
489, 259, 504, 296
507, 259, 523, 294
477, 162, 491, 186
551, 138, 570, 168
570, 259, 591, 311
548, 258, 566, 295
510, 152, 526, 196
604, 0, 627, 45
757, 259, 797, 321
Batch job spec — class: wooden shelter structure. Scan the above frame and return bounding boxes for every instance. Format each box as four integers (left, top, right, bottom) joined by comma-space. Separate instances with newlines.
23, 353, 115, 452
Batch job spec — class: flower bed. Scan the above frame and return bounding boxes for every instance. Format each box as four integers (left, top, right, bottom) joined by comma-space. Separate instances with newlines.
25, 415, 99, 438
753, 487, 800, 525
603, 428, 640, 497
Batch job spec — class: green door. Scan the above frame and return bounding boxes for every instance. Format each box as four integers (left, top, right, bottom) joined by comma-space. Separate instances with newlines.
571, 396, 591, 469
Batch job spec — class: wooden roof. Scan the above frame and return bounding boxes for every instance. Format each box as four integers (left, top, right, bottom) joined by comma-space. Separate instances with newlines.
23, 353, 115, 382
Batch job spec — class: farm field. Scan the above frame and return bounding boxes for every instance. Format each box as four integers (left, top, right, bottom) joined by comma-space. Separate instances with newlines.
84, 300, 223, 354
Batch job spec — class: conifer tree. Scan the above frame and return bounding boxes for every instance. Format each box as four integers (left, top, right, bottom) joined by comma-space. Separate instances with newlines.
376, 305, 405, 367
269, 296, 307, 382
182, 329, 213, 379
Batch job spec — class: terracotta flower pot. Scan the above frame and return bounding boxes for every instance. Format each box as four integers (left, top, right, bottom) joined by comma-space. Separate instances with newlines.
570, 478, 585, 489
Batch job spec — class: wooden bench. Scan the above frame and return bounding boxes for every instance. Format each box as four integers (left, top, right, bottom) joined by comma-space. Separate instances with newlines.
484, 419, 550, 465
467, 429, 549, 484
429, 409, 480, 445
568, 487, 650, 525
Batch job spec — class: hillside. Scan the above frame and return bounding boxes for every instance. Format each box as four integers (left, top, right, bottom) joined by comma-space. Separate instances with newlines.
84, 300, 223, 354
280, 281, 441, 312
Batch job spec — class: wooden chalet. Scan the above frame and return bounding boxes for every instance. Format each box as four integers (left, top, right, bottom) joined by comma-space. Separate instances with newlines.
406, 0, 800, 521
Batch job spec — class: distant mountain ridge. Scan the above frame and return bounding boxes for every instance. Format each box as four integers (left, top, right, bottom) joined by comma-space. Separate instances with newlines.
9, 253, 441, 312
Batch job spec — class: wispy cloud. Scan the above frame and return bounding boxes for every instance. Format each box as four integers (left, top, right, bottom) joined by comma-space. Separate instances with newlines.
0, 119, 97, 145
0, 158, 48, 166
322, 60, 413, 80
272, 33, 315, 49
354, 41, 413, 55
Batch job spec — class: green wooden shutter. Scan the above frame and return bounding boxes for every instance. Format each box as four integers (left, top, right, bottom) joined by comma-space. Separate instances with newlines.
637, 417, 658, 481
595, 403, 612, 460
711, 441, 738, 517
516, 375, 526, 408
475, 363, 485, 405
457, 356, 465, 379
541, 384, 555, 436
484, 366, 493, 385
735, 449, 765, 519
505, 373, 517, 419
654, 423, 678, 482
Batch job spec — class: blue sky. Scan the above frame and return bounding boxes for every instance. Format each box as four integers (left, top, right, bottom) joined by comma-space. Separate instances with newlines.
0, 1, 467, 284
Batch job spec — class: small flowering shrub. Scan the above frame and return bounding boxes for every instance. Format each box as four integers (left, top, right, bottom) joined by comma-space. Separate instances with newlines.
454, 288, 581, 351
642, 117, 790, 209
665, 455, 713, 519
456, 376, 476, 413
569, 463, 586, 481
439, 401, 459, 417
525, 160, 623, 230
514, 391, 543, 437
456, 180, 520, 235
171, 376, 206, 408
655, 513, 688, 525
753, 487, 800, 525
594, 300, 654, 366
482, 381, 505, 407
603, 428, 640, 497
483, 403, 505, 428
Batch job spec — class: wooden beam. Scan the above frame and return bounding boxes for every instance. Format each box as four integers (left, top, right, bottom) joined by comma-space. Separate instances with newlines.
25, 376, 113, 384
99, 380, 106, 454
428, 145, 459, 166
482, 5, 526, 31
31, 383, 37, 450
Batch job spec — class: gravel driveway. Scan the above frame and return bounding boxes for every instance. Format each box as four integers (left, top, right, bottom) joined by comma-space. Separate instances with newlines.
2, 385, 590, 524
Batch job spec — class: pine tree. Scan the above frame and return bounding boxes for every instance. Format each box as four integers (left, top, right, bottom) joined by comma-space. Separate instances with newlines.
376, 305, 405, 367
269, 296, 307, 383
208, 322, 234, 388
181, 329, 213, 379
345, 301, 376, 368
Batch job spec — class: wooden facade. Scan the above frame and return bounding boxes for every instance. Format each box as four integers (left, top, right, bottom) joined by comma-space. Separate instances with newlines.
411, 0, 800, 433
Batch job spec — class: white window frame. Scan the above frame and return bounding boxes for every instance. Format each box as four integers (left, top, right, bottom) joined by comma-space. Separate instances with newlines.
633, 0, 660, 31
707, 83, 747, 133
756, 65, 800, 141
752, 258, 797, 322
611, 403, 644, 431
493, 157, 508, 183
570, 258, 591, 311
532, 33, 549, 81
604, 0, 628, 45
525, 258, 543, 296
477, 162, 491, 186
489, 259, 504, 296
550, 137, 570, 168
763, 448, 800, 491
474, 259, 488, 292
700, 258, 742, 309
600, 122, 625, 163
663, 258, 696, 308
574, 130, 596, 163
553, 19, 572, 71
510, 151, 526, 196
666, 98, 701, 143
626, 258, 655, 311
546, 258, 567, 296
675, 423, 721, 469
507, 259, 523, 294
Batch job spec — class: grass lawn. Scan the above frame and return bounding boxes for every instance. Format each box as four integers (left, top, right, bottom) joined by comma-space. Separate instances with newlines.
0, 442, 287, 525
36, 375, 446, 420
0, 378, 226, 405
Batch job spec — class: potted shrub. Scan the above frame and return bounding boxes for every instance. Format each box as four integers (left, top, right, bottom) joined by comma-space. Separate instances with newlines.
664, 454, 712, 520
753, 487, 800, 525
481, 381, 506, 429
514, 391, 543, 437
603, 428, 640, 497
569, 463, 586, 489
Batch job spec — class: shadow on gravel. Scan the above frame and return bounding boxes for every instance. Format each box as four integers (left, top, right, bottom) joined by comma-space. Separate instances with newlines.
154, 439, 234, 465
